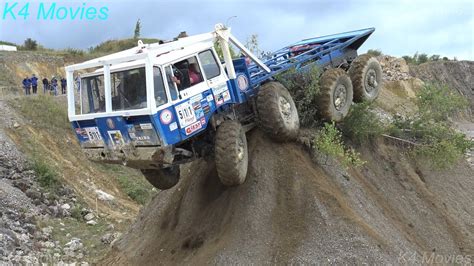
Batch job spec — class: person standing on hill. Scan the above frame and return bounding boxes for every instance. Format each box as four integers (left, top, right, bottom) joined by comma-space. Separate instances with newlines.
60, 77, 67, 94
51, 76, 58, 96
22, 77, 31, 95
42, 77, 49, 94
31, 74, 38, 94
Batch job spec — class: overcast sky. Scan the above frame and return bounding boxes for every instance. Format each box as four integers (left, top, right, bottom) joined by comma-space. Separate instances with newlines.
0, 0, 473, 60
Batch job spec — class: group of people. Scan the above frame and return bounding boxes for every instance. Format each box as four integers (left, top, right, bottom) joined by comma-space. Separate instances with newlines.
22, 75, 67, 96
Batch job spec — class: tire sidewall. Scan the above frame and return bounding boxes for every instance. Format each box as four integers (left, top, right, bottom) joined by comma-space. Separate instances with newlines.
327, 73, 353, 122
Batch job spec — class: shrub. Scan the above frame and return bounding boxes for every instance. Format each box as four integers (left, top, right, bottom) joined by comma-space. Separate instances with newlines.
116, 175, 153, 205
276, 65, 321, 127
341, 102, 384, 143
314, 122, 365, 168
367, 49, 382, 57
32, 159, 60, 191
388, 83, 472, 168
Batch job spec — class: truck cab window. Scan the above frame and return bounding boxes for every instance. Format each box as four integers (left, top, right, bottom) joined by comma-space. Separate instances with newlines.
153, 67, 167, 107
198, 50, 220, 79
165, 66, 179, 101
171, 56, 203, 91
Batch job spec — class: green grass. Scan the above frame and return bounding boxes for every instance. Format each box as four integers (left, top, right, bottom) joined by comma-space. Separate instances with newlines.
32, 159, 60, 192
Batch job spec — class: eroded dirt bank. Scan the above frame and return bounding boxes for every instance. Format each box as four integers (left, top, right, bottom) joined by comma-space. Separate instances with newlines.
102, 131, 473, 264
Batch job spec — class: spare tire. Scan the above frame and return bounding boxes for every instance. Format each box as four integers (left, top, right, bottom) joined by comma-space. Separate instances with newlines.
257, 81, 299, 142
141, 166, 180, 190
318, 68, 353, 122
215, 120, 248, 186
348, 54, 382, 102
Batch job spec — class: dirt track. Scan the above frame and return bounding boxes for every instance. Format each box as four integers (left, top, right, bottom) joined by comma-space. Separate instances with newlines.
102, 130, 473, 264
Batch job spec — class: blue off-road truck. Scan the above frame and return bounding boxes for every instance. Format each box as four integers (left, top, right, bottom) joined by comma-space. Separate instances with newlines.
65, 23, 382, 189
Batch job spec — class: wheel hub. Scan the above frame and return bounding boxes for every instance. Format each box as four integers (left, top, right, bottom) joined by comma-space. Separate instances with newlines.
364, 69, 378, 94
278, 96, 292, 123
333, 84, 347, 111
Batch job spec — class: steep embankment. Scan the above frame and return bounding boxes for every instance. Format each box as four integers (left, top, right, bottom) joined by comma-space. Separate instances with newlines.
103, 131, 473, 264
102, 58, 474, 264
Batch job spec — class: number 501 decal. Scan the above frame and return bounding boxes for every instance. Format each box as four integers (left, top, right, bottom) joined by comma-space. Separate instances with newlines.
175, 101, 196, 127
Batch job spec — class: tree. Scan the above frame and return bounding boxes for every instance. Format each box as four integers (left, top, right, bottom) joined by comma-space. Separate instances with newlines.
23, 38, 37, 50
134, 19, 141, 39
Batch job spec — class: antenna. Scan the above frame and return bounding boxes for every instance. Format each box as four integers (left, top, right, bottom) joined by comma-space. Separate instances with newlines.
225, 16, 237, 28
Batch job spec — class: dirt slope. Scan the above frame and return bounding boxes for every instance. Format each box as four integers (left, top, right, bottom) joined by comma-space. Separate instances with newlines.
102, 130, 473, 264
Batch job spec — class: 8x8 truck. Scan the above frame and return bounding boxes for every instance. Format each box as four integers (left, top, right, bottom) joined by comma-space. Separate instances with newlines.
65, 24, 382, 189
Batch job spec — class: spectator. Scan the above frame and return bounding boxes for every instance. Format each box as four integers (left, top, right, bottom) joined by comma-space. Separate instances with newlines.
51, 76, 58, 96
42, 77, 49, 94
22, 77, 31, 95
31, 74, 38, 94
60, 77, 67, 94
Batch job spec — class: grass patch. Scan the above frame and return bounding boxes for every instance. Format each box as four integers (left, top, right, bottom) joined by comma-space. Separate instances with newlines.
31, 158, 60, 192
314, 122, 365, 168
98, 164, 154, 205
11, 95, 70, 133
341, 102, 384, 144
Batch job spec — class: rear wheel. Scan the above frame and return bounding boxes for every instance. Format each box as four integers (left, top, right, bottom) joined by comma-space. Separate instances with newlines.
257, 81, 299, 142
141, 166, 180, 190
215, 120, 248, 186
348, 54, 382, 102
318, 68, 353, 122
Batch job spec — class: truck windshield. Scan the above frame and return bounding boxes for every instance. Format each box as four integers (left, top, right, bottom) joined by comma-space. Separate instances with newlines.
80, 67, 166, 114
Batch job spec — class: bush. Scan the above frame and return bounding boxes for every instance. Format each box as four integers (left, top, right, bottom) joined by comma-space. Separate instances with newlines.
32, 159, 60, 191
341, 102, 384, 143
116, 175, 153, 205
367, 49, 382, 57
276, 65, 321, 127
388, 83, 472, 168
314, 122, 365, 168
22, 38, 38, 50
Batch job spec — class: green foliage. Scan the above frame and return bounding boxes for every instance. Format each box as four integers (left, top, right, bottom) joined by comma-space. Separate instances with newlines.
134, 19, 141, 39
276, 65, 321, 127
388, 83, 472, 168
341, 102, 384, 143
116, 175, 153, 205
22, 38, 38, 50
367, 49, 382, 57
32, 159, 60, 191
213, 41, 237, 60
403, 52, 447, 65
89, 38, 160, 55
0, 40, 17, 46
416, 83, 468, 121
314, 122, 365, 168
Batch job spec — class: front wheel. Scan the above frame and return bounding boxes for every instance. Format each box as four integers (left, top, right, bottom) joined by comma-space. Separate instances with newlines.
141, 166, 180, 190
215, 120, 248, 186
317, 68, 353, 122
257, 81, 299, 142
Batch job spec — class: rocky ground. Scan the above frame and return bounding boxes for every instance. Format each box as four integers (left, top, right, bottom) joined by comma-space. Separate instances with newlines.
0, 99, 122, 264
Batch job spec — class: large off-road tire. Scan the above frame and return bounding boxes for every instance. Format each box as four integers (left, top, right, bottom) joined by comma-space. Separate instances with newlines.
257, 81, 299, 142
348, 54, 382, 102
215, 120, 248, 186
141, 166, 180, 190
318, 68, 354, 122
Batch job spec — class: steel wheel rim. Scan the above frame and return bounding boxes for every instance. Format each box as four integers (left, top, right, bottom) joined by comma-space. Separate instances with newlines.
333, 84, 347, 111
278, 96, 292, 124
364, 68, 378, 95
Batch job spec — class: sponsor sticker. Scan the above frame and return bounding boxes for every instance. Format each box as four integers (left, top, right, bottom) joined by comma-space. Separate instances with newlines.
85, 127, 102, 141
169, 122, 178, 131
237, 74, 249, 91
200, 117, 206, 125
185, 121, 202, 135
160, 109, 173, 124
206, 95, 214, 102
107, 130, 125, 147
140, 123, 153, 130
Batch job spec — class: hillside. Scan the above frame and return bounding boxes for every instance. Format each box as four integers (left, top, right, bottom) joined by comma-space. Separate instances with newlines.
0, 52, 472, 264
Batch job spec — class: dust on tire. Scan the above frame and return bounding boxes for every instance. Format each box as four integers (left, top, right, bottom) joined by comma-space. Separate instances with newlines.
348, 54, 382, 102
257, 81, 299, 142
317, 68, 353, 122
215, 120, 248, 186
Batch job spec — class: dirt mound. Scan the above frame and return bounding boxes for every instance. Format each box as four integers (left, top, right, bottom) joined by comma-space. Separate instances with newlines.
102, 130, 473, 264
